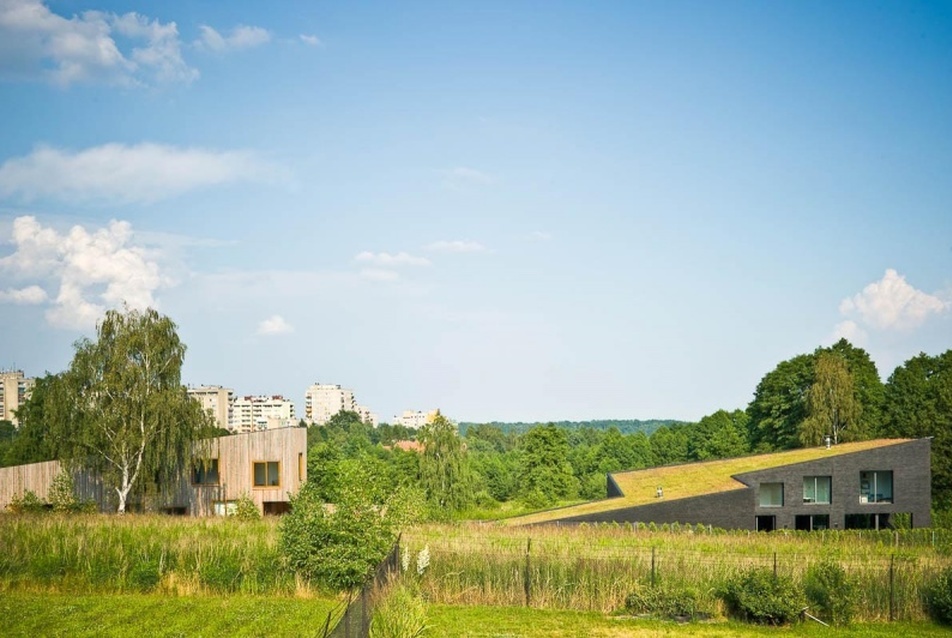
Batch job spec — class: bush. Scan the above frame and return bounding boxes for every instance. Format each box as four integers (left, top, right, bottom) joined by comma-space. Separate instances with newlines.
233, 494, 261, 520
925, 566, 952, 625
625, 582, 709, 620
370, 584, 428, 638
48, 471, 77, 513
721, 567, 804, 625
7, 490, 47, 514
804, 559, 856, 625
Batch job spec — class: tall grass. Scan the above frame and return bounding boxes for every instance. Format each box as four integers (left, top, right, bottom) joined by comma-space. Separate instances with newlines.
403, 522, 952, 621
0, 514, 300, 595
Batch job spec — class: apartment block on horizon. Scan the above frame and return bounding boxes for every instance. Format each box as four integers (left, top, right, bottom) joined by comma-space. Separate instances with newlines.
231, 395, 296, 433
304, 383, 356, 425
0, 369, 35, 426
356, 405, 379, 427
392, 409, 440, 429
187, 385, 235, 431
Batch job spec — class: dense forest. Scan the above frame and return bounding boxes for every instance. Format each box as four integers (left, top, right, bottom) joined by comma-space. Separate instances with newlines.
2, 338, 951, 517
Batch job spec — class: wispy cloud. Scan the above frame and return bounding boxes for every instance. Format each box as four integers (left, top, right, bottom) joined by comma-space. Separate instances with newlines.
0, 284, 48, 304
0, 0, 197, 86
299, 34, 321, 47
0, 143, 281, 205
528, 230, 552, 242
425, 240, 488, 254
195, 24, 271, 53
838, 269, 949, 331
0, 216, 171, 330
257, 314, 293, 336
355, 251, 430, 267
442, 166, 494, 188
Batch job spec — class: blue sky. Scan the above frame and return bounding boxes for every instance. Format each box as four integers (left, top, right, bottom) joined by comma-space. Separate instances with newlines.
0, 0, 950, 423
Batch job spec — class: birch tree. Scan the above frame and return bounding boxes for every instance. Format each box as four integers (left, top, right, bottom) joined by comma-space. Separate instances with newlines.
800, 351, 861, 446
51, 307, 208, 513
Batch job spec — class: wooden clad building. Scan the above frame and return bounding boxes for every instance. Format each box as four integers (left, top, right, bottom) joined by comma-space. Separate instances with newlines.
0, 427, 307, 516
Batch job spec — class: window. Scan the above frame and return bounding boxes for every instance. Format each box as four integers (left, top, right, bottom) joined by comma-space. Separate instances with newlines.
803, 476, 831, 504
845, 513, 893, 530
298, 452, 304, 482
253, 461, 280, 487
860, 471, 893, 503
755, 515, 776, 532
759, 483, 784, 507
192, 459, 220, 485
795, 514, 830, 531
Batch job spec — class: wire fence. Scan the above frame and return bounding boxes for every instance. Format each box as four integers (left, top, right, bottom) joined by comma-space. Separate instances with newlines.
320, 537, 402, 638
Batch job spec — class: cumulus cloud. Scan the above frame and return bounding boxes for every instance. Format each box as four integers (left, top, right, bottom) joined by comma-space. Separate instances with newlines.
425, 240, 487, 254
0, 0, 197, 86
299, 34, 321, 46
257, 314, 293, 336
0, 143, 278, 205
0, 215, 170, 329
830, 319, 868, 346
354, 251, 430, 267
0, 284, 47, 304
195, 24, 270, 52
838, 269, 949, 331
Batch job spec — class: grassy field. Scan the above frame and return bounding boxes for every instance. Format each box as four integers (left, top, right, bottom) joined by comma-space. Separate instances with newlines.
425, 605, 952, 637
0, 592, 341, 638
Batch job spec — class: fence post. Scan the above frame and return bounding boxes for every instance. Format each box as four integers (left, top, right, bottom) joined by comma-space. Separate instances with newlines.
773, 552, 777, 578
889, 554, 895, 622
651, 547, 656, 587
524, 538, 532, 607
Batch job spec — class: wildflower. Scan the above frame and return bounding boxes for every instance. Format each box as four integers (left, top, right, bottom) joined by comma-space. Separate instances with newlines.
402, 546, 411, 573
416, 545, 430, 576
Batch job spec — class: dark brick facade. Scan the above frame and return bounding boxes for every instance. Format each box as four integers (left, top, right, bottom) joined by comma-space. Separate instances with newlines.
558, 439, 931, 530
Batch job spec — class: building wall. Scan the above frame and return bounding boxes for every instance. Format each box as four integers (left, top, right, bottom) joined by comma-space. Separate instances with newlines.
0, 370, 35, 426
187, 385, 234, 431
305, 383, 356, 425
0, 427, 307, 516
558, 439, 931, 530
231, 395, 296, 433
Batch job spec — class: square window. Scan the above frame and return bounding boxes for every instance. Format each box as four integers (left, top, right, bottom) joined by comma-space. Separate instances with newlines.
759, 482, 784, 507
253, 461, 280, 487
192, 459, 220, 485
803, 476, 831, 504
860, 471, 893, 503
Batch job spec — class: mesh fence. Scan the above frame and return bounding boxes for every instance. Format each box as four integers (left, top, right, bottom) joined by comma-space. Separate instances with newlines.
321, 537, 402, 638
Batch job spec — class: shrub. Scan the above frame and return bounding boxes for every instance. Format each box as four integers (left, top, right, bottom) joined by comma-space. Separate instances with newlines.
7, 490, 47, 514
48, 471, 77, 513
370, 584, 428, 638
233, 494, 261, 520
925, 566, 952, 625
804, 559, 856, 625
721, 567, 804, 625
625, 582, 709, 620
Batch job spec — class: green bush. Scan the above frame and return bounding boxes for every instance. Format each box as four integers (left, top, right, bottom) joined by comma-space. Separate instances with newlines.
721, 567, 804, 625
233, 495, 261, 520
625, 582, 709, 620
925, 566, 952, 625
7, 491, 47, 514
370, 584, 428, 638
804, 559, 856, 625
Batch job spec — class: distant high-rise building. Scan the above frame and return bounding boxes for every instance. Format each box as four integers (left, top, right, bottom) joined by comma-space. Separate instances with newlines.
356, 405, 378, 427
187, 385, 235, 431
0, 370, 35, 426
304, 383, 357, 425
391, 409, 440, 429
231, 395, 296, 433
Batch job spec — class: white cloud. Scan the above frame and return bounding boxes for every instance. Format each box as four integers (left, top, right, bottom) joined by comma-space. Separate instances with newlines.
425, 240, 487, 254
528, 230, 552, 242
0, 215, 170, 330
0, 143, 278, 205
299, 34, 321, 46
442, 166, 494, 188
0, 284, 47, 304
830, 319, 868, 346
0, 0, 196, 86
355, 251, 430, 267
195, 24, 271, 53
257, 314, 293, 336
839, 269, 949, 331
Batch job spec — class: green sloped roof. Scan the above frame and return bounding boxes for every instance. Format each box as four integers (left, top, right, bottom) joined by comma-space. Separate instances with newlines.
504, 439, 911, 526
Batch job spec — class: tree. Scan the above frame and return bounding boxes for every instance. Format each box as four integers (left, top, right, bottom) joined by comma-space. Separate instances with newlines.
688, 409, 750, 460
649, 425, 689, 466
1, 374, 61, 467
518, 424, 578, 508
747, 354, 816, 451
825, 339, 885, 438
48, 307, 209, 513
417, 414, 473, 516
800, 351, 862, 446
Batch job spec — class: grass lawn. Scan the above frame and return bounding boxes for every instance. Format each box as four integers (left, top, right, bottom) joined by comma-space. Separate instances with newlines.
426, 604, 950, 637
0, 592, 341, 637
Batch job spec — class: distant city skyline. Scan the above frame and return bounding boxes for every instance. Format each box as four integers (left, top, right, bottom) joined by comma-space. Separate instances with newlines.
0, 1, 950, 423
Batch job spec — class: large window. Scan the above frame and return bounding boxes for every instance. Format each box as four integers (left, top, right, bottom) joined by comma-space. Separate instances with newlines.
795, 514, 830, 531
860, 471, 893, 504
253, 461, 280, 487
759, 483, 784, 507
803, 476, 831, 504
192, 459, 220, 485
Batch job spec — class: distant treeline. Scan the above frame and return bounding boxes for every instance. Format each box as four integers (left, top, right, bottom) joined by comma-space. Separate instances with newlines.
458, 419, 681, 437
